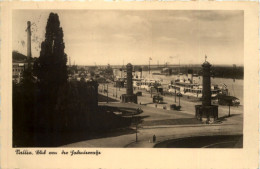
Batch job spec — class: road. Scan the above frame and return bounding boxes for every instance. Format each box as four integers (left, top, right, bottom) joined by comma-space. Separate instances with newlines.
62, 83, 243, 148
99, 83, 243, 123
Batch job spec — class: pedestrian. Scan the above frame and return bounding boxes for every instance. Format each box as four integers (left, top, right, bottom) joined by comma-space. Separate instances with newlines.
153, 135, 156, 143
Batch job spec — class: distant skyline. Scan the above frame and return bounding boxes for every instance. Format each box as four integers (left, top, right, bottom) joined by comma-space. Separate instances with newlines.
13, 10, 244, 66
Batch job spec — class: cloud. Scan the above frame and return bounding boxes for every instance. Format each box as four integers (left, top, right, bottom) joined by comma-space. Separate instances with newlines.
174, 16, 191, 22
112, 33, 136, 42
190, 10, 243, 21
155, 36, 183, 46
12, 10, 244, 65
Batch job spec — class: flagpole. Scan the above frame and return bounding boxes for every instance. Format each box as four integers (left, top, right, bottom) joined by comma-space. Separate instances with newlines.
149, 58, 150, 74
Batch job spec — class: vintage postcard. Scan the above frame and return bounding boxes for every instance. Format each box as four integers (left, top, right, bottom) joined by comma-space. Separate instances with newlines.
1, 1, 259, 169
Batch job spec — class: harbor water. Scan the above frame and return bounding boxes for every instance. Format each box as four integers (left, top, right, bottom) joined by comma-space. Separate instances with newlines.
115, 70, 244, 105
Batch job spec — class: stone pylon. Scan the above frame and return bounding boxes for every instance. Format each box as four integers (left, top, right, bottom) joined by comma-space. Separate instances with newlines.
195, 59, 218, 122
121, 63, 137, 104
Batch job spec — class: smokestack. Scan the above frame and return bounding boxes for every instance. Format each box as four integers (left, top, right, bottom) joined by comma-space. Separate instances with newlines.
139, 67, 142, 79
188, 69, 193, 83
27, 21, 32, 59
179, 73, 184, 82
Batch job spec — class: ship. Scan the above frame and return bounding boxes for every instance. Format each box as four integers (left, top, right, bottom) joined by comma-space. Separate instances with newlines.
167, 73, 240, 106
168, 80, 220, 99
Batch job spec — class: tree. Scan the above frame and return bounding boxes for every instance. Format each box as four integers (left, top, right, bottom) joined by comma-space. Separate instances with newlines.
33, 13, 68, 133
34, 13, 68, 101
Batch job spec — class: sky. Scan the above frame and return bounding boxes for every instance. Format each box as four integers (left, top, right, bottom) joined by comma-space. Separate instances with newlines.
13, 10, 244, 66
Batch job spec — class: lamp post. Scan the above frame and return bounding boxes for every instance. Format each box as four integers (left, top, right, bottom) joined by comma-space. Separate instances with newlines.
116, 85, 117, 98
106, 84, 108, 103
178, 95, 181, 107
175, 87, 176, 103
136, 122, 138, 142
228, 101, 231, 117
132, 115, 138, 142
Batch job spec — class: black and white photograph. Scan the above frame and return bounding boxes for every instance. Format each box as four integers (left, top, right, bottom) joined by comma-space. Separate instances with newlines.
12, 9, 245, 148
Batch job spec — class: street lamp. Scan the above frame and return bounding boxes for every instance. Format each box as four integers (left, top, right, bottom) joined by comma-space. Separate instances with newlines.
132, 115, 138, 142
135, 122, 138, 142
175, 87, 176, 103
116, 84, 117, 98
106, 84, 108, 103
178, 94, 181, 107
228, 100, 232, 117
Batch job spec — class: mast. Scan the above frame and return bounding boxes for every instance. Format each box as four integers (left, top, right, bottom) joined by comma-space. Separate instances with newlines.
178, 59, 180, 74
149, 57, 152, 74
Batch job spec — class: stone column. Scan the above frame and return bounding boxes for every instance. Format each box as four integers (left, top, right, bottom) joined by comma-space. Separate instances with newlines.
126, 63, 133, 95
202, 61, 211, 106
195, 59, 218, 122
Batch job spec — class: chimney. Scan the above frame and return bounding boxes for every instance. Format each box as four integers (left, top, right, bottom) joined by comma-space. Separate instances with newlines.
27, 21, 32, 59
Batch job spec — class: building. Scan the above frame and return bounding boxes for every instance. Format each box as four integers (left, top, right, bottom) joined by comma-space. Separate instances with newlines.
12, 51, 29, 83
13, 62, 28, 83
